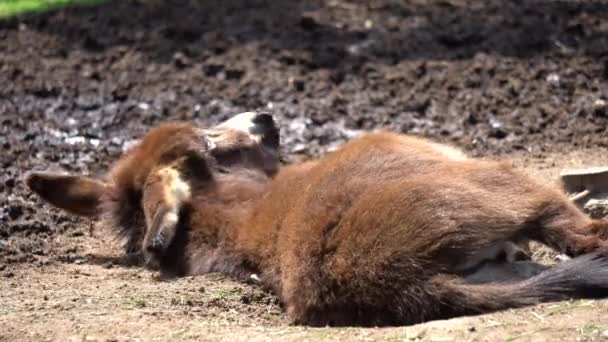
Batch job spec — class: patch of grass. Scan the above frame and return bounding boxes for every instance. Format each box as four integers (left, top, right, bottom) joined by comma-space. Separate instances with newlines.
170, 295, 196, 307
169, 328, 187, 342
211, 287, 242, 300
0, 0, 108, 18
429, 337, 454, 342
385, 337, 405, 342
126, 296, 146, 309
578, 324, 605, 340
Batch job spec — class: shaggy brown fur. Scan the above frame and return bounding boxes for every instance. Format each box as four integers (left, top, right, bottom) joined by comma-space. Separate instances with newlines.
27, 113, 608, 327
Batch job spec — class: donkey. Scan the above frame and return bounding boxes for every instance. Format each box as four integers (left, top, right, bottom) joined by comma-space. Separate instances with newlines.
26, 112, 608, 327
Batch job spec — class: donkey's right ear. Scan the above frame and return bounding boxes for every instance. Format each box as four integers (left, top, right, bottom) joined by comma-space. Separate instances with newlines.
216, 111, 280, 151
25, 171, 107, 218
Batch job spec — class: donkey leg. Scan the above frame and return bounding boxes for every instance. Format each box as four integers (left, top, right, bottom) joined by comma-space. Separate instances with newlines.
531, 196, 608, 256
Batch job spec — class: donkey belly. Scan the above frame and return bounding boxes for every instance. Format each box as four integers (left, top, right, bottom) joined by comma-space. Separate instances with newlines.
454, 239, 530, 274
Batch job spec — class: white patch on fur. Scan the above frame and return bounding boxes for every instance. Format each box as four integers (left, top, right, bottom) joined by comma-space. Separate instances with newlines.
216, 112, 262, 142
158, 167, 192, 207
148, 167, 191, 252
170, 173, 191, 203
162, 211, 179, 227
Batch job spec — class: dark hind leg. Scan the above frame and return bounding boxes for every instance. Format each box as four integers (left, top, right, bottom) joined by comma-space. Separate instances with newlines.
501, 241, 531, 262
531, 196, 608, 256
588, 220, 608, 240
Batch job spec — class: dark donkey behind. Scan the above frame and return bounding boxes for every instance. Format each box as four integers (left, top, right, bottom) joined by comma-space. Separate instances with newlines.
27, 112, 608, 326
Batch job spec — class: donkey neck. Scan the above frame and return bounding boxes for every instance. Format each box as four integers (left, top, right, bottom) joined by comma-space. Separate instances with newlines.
183, 169, 274, 278
224, 161, 320, 288
185, 161, 319, 289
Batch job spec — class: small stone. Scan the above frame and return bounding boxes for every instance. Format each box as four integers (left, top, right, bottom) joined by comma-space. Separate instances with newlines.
546, 73, 560, 85
583, 197, 608, 219
593, 98, 606, 109
224, 69, 244, 80
7, 205, 23, 220
488, 117, 508, 139
172, 52, 190, 69
203, 63, 224, 77
464, 112, 479, 125
385, 16, 400, 31
73, 257, 87, 265
489, 117, 503, 130
292, 79, 306, 91
250, 274, 262, 284
299, 16, 319, 31
592, 99, 607, 116
292, 143, 308, 154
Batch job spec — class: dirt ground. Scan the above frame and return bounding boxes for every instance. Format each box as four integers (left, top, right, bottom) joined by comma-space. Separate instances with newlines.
2, 0, 608, 340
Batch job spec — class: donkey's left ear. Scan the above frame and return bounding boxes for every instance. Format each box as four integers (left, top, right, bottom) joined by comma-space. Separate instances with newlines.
25, 171, 107, 218
216, 111, 279, 151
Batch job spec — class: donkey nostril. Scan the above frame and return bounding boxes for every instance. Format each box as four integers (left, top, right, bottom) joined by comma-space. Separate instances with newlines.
146, 244, 161, 256
147, 234, 166, 253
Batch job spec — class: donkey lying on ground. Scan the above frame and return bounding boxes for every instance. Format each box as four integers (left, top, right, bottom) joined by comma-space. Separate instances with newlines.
27, 112, 608, 326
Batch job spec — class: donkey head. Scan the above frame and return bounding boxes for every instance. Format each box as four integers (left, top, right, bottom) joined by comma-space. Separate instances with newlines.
26, 112, 280, 262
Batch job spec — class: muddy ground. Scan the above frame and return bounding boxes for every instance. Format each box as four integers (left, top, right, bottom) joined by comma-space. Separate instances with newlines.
1, 0, 608, 340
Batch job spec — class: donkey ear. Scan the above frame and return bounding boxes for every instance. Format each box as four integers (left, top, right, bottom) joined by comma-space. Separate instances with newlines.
25, 171, 107, 218
216, 111, 279, 150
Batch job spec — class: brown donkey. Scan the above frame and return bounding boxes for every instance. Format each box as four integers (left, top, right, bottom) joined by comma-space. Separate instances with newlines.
27, 112, 608, 326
